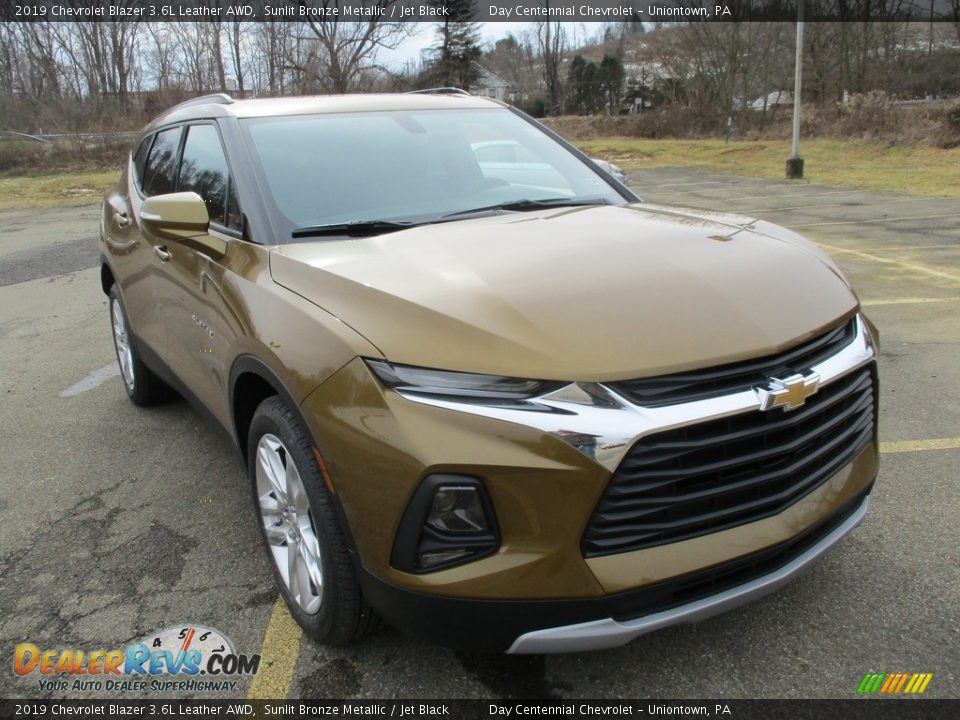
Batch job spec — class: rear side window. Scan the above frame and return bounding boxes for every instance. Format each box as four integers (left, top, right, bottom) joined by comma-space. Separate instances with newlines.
141, 127, 181, 197
177, 124, 236, 230
132, 136, 152, 184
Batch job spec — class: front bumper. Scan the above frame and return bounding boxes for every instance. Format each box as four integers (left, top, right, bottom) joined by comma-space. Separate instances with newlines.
356, 488, 871, 652
508, 492, 870, 653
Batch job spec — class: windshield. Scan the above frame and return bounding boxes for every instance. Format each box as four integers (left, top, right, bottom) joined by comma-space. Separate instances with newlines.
240, 108, 628, 238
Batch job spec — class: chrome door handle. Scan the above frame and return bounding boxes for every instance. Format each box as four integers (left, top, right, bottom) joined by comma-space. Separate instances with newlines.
153, 245, 172, 262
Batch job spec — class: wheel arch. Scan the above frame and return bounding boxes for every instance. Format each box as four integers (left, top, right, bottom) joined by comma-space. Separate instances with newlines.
100, 256, 116, 296
229, 355, 311, 467
230, 354, 365, 569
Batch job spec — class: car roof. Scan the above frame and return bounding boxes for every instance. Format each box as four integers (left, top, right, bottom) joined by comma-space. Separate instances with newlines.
143, 92, 503, 133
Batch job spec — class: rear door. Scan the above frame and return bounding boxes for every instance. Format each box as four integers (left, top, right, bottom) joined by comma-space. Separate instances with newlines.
107, 126, 183, 357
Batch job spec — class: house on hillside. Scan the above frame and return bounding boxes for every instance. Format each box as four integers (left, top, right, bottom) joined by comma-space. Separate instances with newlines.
472, 64, 512, 102
746, 90, 794, 112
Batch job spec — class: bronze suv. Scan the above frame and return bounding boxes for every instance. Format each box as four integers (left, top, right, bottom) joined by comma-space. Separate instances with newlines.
100, 91, 879, 652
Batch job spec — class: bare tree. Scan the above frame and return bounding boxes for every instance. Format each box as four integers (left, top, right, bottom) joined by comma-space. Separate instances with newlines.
0, 25, 15, 101
43, 15, 139, 108
251, 24, 287, 95
293, 1, 411, 94
14, 22, 63, 100
227, 21, 247, 95
534, 18, 566, 113
171, 23, 213, 93
208, 21, 227, 92
144, 23, 176, 92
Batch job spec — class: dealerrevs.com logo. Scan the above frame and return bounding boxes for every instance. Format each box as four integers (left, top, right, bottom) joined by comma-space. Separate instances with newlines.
13, 625, 260, 693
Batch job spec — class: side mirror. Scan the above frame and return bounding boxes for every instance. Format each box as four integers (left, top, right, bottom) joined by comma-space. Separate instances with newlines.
590, 158, 629, 187
139, 192, 210, 240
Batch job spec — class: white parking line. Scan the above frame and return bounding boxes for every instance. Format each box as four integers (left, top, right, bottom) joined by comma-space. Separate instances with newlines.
649, 180, 726, 189
60, 363, 119, 397
651, 188, 868, 203
793, 212, 960, 229
738, 196, 921, 214
728, 189, 867, 202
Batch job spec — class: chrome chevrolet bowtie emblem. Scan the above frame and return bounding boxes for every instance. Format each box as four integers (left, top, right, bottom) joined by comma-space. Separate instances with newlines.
756, 372, 820, 412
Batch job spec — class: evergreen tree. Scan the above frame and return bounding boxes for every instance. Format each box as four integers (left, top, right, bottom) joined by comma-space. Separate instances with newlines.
568, 54, 609, 114
568, 55, 588, 114
430, 0, 481, 90
599, 53, 626, 114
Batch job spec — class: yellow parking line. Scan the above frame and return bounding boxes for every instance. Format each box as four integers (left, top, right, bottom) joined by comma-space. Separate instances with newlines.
816, 243, 960, 285
833, 244, 960, 252
248, 598, 302, 700
880, 438, 960, 454
861, 296, 960, 307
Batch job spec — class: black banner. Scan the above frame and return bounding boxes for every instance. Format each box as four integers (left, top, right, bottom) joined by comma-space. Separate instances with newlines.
2, 700, 960, 720
2, 0, 960, 23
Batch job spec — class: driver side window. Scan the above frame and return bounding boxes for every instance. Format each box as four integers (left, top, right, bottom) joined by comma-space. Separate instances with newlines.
177, 124, 242, 232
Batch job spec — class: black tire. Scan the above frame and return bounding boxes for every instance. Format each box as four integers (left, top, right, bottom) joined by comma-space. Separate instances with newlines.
247, 396, 379, 645
108, 284, 171, 406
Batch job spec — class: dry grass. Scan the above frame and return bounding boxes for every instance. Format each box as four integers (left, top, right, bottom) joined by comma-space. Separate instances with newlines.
580, 138, 960, 198
0, 171, 119, 211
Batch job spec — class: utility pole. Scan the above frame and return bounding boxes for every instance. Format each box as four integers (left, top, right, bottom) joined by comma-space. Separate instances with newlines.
786, 1, 805, 179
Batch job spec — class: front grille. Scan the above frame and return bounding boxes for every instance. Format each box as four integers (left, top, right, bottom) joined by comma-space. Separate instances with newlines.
582, 365, 876, 557
605, 484, 872, 622
608, 317, 856, 407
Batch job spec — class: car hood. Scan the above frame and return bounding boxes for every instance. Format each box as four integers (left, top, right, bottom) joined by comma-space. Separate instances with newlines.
269, 204, 858, 381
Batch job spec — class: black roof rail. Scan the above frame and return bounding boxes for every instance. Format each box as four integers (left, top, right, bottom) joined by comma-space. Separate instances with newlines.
167, 93, 235, 113
406, 88, 471, 96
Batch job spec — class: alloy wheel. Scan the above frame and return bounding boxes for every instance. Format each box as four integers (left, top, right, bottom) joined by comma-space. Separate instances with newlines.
111, 298, 135, 391
256, 433, 324, 614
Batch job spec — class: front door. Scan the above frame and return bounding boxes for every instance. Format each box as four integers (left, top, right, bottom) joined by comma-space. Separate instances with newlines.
157, 123, 241, 427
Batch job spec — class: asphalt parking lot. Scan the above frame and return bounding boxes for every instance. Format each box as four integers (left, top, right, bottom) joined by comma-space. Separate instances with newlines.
0, 168, 957, 700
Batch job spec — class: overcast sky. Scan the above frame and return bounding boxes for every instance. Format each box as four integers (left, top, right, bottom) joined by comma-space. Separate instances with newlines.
380, 22, 598, 68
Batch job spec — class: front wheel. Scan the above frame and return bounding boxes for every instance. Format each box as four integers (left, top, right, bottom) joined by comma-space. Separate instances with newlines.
248, 396, 378, 644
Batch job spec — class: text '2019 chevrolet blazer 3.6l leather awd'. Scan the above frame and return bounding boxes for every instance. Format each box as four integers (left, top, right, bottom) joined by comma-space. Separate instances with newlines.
100, 91, 879, 653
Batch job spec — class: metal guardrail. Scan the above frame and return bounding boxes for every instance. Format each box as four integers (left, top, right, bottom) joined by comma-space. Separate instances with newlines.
0, 130, 138, 142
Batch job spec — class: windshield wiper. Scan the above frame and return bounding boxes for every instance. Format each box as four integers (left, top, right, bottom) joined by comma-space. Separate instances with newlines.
292, 198, 614, 238
292, 219, 418, 239
440, 197, 613, 220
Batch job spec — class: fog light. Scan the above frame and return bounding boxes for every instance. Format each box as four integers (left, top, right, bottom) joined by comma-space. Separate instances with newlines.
391, 475, 500, 573
417, 548, 474, 569
427, 486, 487, 533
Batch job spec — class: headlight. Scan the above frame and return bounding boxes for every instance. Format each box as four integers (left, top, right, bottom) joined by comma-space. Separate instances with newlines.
365, 360, 563, 402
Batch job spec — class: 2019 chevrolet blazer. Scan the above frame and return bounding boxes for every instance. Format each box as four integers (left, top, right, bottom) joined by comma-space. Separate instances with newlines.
100, 91, 879, 653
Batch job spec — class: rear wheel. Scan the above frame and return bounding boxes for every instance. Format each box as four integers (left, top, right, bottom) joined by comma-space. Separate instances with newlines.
108, 284, 170, 406
248, 396, 378, 644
